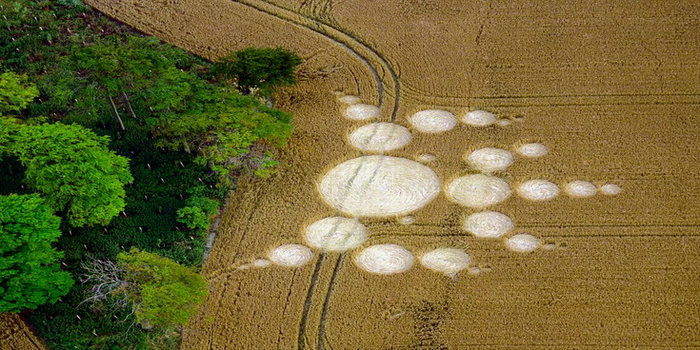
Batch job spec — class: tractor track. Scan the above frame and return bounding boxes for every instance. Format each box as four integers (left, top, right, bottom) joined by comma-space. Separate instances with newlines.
232, 0, 401, 121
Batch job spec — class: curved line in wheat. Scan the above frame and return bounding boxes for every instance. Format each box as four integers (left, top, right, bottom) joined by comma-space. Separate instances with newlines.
231, 0, 401, 121
225, 2, 404, 349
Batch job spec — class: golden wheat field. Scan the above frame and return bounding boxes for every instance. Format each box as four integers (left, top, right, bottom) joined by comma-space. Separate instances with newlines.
85, 0, 699, 349
0, 313, 45, 350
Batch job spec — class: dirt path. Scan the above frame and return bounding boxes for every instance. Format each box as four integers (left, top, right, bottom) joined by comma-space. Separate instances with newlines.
86, 0, 699, 349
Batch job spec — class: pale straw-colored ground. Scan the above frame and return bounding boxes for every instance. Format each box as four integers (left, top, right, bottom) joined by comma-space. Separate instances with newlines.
84, 0, 699, 348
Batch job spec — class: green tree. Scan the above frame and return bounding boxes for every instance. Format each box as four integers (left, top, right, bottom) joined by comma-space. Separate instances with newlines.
4, 121, 133, 227
213, 47, 302, 96
0, 194, 74, 313
154, 86, 293, 184
0, 69, 39, 114
176, 195, 219, 231
82, 249, 208, 329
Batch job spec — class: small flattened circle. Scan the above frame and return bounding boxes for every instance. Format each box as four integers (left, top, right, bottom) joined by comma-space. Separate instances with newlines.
600, 183, 623, 195
564, 180, 597, 198
269, 244, 314, 267
445, 174, 512, 208
516, 143, 548, 158
420, 248, 471, 276
506, 234, 541, 253
349, 122, 412, 153
466, 147, 514, 173
338, 95, 361, 105
305, 217, 368, 252
344, 104, 380, 120
517, 180, 559, 201
463, 211, 514, 238
462, 110, 496, 127
409, 110, 457, 133
355, 244, 414, 274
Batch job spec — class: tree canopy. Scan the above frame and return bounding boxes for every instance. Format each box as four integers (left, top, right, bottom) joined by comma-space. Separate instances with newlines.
0, 194, 73, 313
213, 47, 302, 97
0, 69, 39, 114
2, 121, 133, 227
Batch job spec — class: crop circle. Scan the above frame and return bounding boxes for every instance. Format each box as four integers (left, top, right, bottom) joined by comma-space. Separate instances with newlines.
445, 174, 511, 208
344, 104, 379, 120
463, 211, 514, 238
319, 156, 441, 217
268, 244, 314, 267
348, 122, 411, 153
304, 217, 368, 252
517, 180, 559, 201
466, 147, 514, 173
420, 248, 471, 276
409, 110, 457, 133
355, 244, 414, 274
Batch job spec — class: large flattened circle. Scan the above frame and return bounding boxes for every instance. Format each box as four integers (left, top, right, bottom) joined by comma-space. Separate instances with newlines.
319, 156, 441, 217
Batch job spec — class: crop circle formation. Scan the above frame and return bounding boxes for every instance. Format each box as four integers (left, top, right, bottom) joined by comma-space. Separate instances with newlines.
268, 244, 314, 267
355, 244, 414, 274
348, 122, 412, 153
463, 211, 514, 238
600, 183, 623, 195
419, 248, 471, 276
564, 180, 597, 197
338, 95, 361, 105
409, 109, 457, 133
461, 110, 497, 127
517, 179, 560, 201
516, 142, 548, 157
445, 174, 512, 208
319, 155, 441, 217
344, 104, 380, 120
466, 147, 514, 173
304, 216, 368, 252
506, 234, 541, 252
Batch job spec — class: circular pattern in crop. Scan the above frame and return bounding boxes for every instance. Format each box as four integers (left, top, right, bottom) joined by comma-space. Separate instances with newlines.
344, 104, 380, 120
338, 95, 361, 105
355, 244, 414, 274
600, 183, 623, 195
445, 174, 511, 208
564, 180, 597, 198
461, 110, 497, 127
305, 217, 368, 252
268, 244, 314, 267
463, 211, 514, 238
349, 122, 411, 153
516, 142, 548, 157
319, 155, 441, 217
409, 109, 457, 133
419, 248, 471, 276
506, 234, 541, 252
466, 147, 514, 173
517, 180, 559, 201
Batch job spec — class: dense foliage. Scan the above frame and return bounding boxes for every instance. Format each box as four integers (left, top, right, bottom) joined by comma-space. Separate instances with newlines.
177, 194, 219, 231
118, 249, 209, 328
2, 121, 133, 227
0, 0, 299, 348
0, 194, 73, 312
213, 47, 302, 97
0, 68, 39, 114
35, 37, 293, 183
